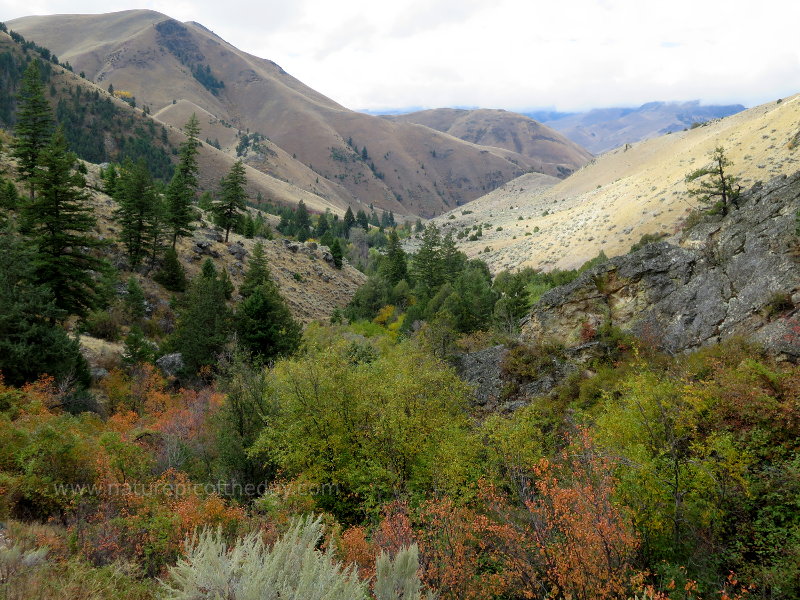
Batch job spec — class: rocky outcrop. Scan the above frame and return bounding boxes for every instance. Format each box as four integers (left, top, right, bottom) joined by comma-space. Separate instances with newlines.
521, 173, 800, 357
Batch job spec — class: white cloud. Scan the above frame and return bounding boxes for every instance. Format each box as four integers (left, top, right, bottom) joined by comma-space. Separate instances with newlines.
2, 0, 799, 111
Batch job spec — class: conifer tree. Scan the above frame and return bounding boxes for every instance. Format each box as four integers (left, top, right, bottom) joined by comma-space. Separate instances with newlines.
440, 230, 465, 283
343, 206, 355, 232
0, 224, 89, 387
412, 223, 444, 294
172, 259, 231, 373
380, 229, 407, 285
153, 247, 187, 292
166, 114, 201, 247
315, 212, 330, 237
685, 146, 741, 216
235, 280, 301, 362
24, 128, 108, 317
240, 241, 271, 298
124, 276, 147, 321
294, 199, 311, 242
213, 159, 247, 242
356, 209, 369, 230
114, 159, 161, 267
13, 59, 53, 199
330, 237, 344, 269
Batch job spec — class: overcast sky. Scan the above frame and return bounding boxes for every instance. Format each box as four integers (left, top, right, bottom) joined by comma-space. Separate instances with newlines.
3, 0, 800, 112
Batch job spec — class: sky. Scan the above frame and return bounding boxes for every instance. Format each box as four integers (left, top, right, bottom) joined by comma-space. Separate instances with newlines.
2, 0, 800, 112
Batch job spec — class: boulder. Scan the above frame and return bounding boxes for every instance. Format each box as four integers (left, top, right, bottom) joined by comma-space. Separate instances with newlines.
156, 352, 184, 377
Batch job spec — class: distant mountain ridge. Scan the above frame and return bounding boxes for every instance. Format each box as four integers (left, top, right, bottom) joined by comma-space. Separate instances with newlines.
384, 108, 592, 178
527, 101, 745, 154
7, 10, 591, 218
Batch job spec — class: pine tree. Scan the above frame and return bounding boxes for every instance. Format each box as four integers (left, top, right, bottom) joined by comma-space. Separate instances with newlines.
0, 178, 19, 210
124, 276, 147, 321
240, 241, 271, 298
122, 325, 156, 366
330, 238, 344, 269
343, 206, 355, 232
235, 280, 301, 362
440, 230, 465, 282
213, 159, 247, 242
114, 159, 161, 267
315, 212, 330, 237
166, 114, 201, 247
24, 128, 108, 317
412, 223, 444, 294
685, 146, 741, 216
0, 224, 89, 387
294, 199, 311, 242
12, 59, 53, 199
153, 247, 187, 292
380, 229, 408, 285
356, 209, 369, 230
172, 259, 232, 373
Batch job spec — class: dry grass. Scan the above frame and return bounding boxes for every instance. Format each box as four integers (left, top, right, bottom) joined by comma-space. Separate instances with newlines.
419, 94, 800, 273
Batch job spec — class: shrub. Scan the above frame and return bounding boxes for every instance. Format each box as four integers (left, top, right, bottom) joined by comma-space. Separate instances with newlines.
162, 516, 368, 600
82, 309, 123, 341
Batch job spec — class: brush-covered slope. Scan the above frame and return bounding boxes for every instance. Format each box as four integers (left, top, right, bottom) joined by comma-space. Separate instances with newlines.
9, 10, 543, 218
534, 101, 745, 155
412, 95, 800, 273
386, 108, 593, 177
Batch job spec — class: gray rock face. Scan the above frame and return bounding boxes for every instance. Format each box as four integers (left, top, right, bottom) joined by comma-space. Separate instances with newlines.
156, 353, 184, 377
192, 240, 220, 258
522, 173, 800, 356
228, 242, 248, 261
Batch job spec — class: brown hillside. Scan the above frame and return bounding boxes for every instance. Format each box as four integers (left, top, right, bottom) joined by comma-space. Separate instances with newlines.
387, 108, 592, 177
411, 95, 800, 274
8, 10, 551, 218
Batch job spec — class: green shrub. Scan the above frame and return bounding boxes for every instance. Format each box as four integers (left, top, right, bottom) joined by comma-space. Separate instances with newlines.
162, 516, 367, 600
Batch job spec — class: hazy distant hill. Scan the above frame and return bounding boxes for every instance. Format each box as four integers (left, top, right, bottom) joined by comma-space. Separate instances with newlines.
527, 101, 745, 154
384, 108, 592, 178
8, 10, 569, 218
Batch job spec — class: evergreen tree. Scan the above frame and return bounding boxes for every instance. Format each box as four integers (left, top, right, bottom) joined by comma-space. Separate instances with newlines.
412, 223, 444, 294
153, 247, 187, 292
24, 128, 108, 317
235, 281, 301, 362
294, 199, 311, 242
172, 259, 231, 373
12, 59, 53, 199
122, 325, 157, 366
0, 178, 19, 210
356, 209, 369, 230
380, 229, 407, 286
213, 159, 247, 242
440, 230, 466, 283
685, 146, 741, 216
166, 114, 201, 247
0, 225, 89, 387
343, 206, 355, 232
315, 212, 330, 238
240, 241, 271, 298
114, 159, 161, 267
330, 238, 344, 269
124, 275, 147, 321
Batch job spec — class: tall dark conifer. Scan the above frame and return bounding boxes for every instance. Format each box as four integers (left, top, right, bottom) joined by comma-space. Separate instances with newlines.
24, 128, 108, 318
166, 114, 201, 247
213, 159, 247, 242
12, 60, 53, 199
114, 159, 161, 267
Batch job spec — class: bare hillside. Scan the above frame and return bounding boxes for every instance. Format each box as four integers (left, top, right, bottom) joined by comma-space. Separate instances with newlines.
386, 108, 592, 177
415, 95, 800, 273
